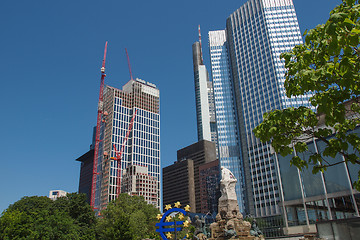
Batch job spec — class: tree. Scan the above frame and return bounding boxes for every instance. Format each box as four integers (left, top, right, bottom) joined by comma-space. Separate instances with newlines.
53, 193, 96, 239
0, 193, 96, 240
96, 194, 160, 240
253, 0, 360, 189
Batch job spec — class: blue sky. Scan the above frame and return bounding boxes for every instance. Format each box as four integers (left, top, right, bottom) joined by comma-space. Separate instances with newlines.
0, 0, 341, 212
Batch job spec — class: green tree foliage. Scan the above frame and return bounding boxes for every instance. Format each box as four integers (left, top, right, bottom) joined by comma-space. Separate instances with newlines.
96, 193, 160, 240
254, 0, 360, 189
53, 193, 96, 239
0, 193, 96, 240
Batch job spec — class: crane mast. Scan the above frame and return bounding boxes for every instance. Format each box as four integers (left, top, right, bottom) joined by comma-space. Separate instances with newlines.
90, 42, 108, 208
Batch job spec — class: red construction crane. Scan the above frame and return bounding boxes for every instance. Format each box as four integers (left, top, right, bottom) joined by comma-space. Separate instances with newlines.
90, 42, 108, 208
111, 109, 138, 196
125, 48, 134, 81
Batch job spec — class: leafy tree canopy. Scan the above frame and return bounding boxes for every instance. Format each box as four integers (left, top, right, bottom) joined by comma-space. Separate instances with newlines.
0, 193, 96, 240
96, 193, 160, 240
253, 0, 360, 189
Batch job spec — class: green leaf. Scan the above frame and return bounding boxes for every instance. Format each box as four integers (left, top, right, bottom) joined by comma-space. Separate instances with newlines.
344, 18, 356, 25
351, 28, 360, 34
329, 12, 347, 23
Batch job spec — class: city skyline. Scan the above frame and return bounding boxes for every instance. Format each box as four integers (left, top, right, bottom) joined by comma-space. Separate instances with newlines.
0, 0, 341, 213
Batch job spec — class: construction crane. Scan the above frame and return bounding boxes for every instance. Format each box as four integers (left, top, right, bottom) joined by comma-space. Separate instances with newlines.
90, 42, 108, 208
125, 48, 134, 81
110, 48, 137, 197
111, 109, 138, 196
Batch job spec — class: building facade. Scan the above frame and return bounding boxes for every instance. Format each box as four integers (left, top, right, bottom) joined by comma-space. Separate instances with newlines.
163, 158, 196, 211
277, 99, 360, 235
121, 165, 158, 206
163, 140, 218, 213
208, 0, 313, 217
94, 78, 160, 209
199, 159, 221, 215
192, 35, 217, 144
76, 149, 94, 203
277, 127, 360, 235
177, 140, 218, 213
49, 190, 67, 200
208, 30, 247, 215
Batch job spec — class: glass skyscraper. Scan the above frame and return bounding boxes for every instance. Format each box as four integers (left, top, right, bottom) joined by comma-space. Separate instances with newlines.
192, 31, 218, 144
94, 79, 160, 209
208, 30, 247, 214
209, 0, 313, 217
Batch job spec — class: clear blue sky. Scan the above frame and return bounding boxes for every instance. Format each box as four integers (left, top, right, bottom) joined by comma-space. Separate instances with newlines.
0, 0, 341, 212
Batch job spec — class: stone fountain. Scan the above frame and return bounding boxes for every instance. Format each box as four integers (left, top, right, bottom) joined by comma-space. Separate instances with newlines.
203, 167, 264, 240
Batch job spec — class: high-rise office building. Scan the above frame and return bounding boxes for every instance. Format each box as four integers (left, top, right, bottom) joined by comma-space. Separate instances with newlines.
163, 140, 218, 213
76, 149, 94, 203
93, 78, 160, 209
192, 27, 218, 145
208, 30, 248, 215
208, 0, 313, 217
163, 158, 196, 212
199, 159, 221, 215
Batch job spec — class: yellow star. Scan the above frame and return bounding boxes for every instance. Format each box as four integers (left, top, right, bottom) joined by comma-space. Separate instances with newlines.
156, 214, 162, 220
166, 215, 173, 222
183, 220, 190, 227
166, 232, 173, 239
165, 204, 172, 211
184, 205, 191, 212
174, 201, 181, 208
186, 233, 190, 238
178, 213, 185, 220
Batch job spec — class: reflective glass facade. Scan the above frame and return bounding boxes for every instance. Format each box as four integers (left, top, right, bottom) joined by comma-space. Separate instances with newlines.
192, 41, 218, 147
209, 30, 247, 214
208, 0, 313, 217
278, 128, 360, 230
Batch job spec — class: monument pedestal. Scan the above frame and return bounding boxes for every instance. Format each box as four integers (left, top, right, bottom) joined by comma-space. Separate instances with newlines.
196, 167, 265, 240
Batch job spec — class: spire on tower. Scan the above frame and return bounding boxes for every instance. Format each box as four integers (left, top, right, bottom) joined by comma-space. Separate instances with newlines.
198, 25, 204, 64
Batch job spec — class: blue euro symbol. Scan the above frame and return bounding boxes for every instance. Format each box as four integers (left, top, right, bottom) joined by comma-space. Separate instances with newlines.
156, 208, 187, 240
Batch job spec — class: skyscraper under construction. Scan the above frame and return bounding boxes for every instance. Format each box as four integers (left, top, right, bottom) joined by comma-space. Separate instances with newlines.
94, 80, 160, 209
78, 45, 160, 210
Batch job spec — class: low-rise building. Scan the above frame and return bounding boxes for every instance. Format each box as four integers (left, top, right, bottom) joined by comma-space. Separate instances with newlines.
122, 164, 158, 207
49, 190, 67, 200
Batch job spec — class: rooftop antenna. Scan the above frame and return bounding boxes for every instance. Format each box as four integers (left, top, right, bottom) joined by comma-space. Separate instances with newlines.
125, 48, 134, 80
198, 24, 204, 64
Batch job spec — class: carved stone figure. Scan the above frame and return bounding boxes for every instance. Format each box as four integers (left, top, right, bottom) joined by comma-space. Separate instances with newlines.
224, 224, 237, 239
207, 167, 263, 240
219, 167, 237, 201
218, 167, 242, 222
250, 219, 263, 237
193, 215, 204, 239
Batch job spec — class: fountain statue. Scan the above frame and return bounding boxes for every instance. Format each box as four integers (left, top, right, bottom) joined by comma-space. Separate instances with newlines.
203, 167, 265, 240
